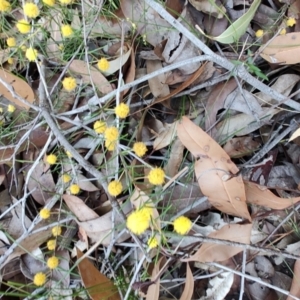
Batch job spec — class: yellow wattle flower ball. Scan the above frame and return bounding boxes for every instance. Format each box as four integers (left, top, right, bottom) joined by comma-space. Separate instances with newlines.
6, 37, 16, 48
255, 29, 264, 38
280, 28, 286, 35
126, 209, 150, 235
7, 104, 15, 113
147, 236, 159, 249
40, 208, 51, 219
7, 57, 14, 64
47, 256, 59, 269
52, 225, 62, 236
62, 173, 71, 183
33, 272, 46, 286
24, 2, 40, 18
97, 58, 109, 72
105, 139, 116, 151
16, 19, 31, 34
59, 0, 73, 4
65, 150, 72, 158
25, 47, 38, 61
173, 216, 192, 235
43, 0, 55, 6
133, 142, 147, 157
148, 167, 165, 185
115, 103, 129, 119
69, 184, 80, 195
62, 77, 76, 92
0, 0, 11, 12
104, 127, 118, 141
108, 180, 123, 196
46, 153, 57, 165
61, 24, 73, 38
47, 239, 56, 250
287, 17, 296, 27
93, 120, 106, 134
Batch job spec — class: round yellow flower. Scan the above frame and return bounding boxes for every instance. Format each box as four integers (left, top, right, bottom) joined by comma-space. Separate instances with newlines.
25, 47, 38, 61
7, 57, 14, 64
69, 184, 80, 195
255, 29, 264, 38
148, 167, 165, 185
65, 150, 72, 158
61, 24, 73, 38
97, 58, 109, 72
20, 45, 27, 52
52, 225, 62, 236
24, 2, 39, 18
62, 173, 71, 183
16, 19, 31, 34
105, 139, 116, 151
104, 127, 118, 141
7, 104, 15, 113
133, 142, 147, 157
43, 0, 55, 6
59, 0, 73, 4
47, 256, 59, 269
40, 208, 50, 219
115, 103, 129, 119
108, 180, 123, 196
287, 17, 296, 27
93, 120, 106, 134
0, 0, 11, 12
33, 272, 46, 286
46, 153, 57, 165
147, 236, 159, 249
47, 239, 56, 250
126, 209, 150, 235
280, 28, 286, 35
6, 37, 16, 48
173, 216, 192, 235
62, 77, 76, 92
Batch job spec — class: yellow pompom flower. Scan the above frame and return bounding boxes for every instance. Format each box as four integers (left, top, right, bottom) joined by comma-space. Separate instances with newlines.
173, 216, 192, 235
24, 2, 40, 18
69, 184, 80, 195
280, 28, 286, 35
147, 236, 159, 249
25, 47, 38, 61
20, 45, 27, 52
97, 58, 109, 72
62, 77, 76, 92
43, 0, 55, 6
148, 167, 165, 185
126, 209, 151, 235
16, 19, 31, 34
7, 57, 14, 64
62, 173, 71, 183
47, 239, 56, 250
46, 153, 57, 165
40, 208, 50, 219
6, 37, 16, 48
33, 272, 46, 286
7, 104, 15, 113
59, 0, 73, 4
108, 180, 123, 196
52, 225, 62, 236
0, 0, 11, 12
104, 127, 118, 141
65, 150, 72, 158
287, 17, 296, 27
255, 29, 264, 38
93, 120, 106, 134
47, 256, 59, 269
61, 24, 73, 38
133, 142, 147, 157
115, 103, 129, 119
105, 139, 116, 151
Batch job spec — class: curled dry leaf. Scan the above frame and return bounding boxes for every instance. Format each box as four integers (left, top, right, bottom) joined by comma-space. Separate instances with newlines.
183, 224, 252, 263
0, 69, 35, 110
189, 0, 225, 19
153, 121, 178, 150
223, 137, 260, 158
177, 116, 251, 221
77, 248, 121, 300
77, 174, 99, 192
287, 260, 300, 300
179, 263, 194, 300
244, 180, 300, 209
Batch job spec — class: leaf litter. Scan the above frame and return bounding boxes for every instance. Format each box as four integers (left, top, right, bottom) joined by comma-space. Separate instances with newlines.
2, 0, 300, 299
